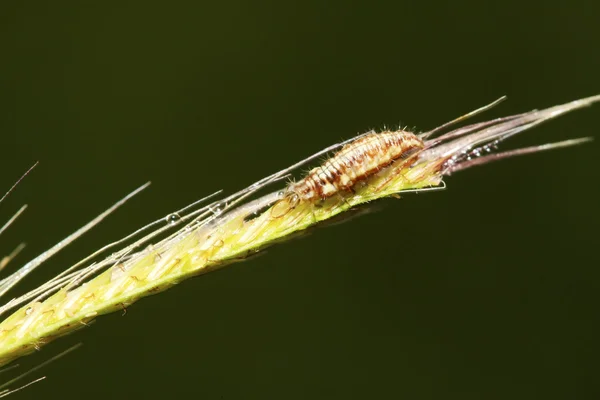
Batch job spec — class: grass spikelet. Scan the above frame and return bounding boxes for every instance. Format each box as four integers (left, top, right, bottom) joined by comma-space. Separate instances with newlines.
0, 94, 597, 368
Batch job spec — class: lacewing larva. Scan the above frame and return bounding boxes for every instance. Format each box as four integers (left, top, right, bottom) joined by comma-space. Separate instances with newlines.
272, 95, 598, 218
287, 131, 424, 201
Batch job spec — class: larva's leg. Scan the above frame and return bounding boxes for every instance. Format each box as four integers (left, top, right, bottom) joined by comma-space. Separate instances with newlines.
333, 189, 353, 213
374, 162, 411, 192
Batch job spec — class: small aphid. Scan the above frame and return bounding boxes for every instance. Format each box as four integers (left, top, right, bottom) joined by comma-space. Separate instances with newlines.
286, 131, 424, 202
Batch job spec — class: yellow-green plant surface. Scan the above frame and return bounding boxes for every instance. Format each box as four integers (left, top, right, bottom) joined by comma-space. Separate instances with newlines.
0, 94, 597, 368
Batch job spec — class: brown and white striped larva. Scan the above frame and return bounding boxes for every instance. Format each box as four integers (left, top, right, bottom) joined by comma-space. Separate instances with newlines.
271, 130, 425, 217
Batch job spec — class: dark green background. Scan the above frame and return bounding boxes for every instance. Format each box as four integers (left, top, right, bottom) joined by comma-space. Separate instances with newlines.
1, 2, 598, 399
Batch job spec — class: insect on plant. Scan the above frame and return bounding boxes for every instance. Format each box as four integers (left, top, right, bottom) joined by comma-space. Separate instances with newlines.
0, 94, 597, 394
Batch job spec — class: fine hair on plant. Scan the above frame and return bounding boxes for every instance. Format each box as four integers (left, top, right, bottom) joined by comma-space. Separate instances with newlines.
0, 94, 597, 393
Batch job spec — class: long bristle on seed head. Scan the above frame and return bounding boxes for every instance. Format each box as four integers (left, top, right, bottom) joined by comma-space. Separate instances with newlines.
413, 94, 599, 176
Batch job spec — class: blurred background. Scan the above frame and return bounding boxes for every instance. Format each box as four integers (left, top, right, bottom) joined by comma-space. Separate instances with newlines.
1, 1, 599, 399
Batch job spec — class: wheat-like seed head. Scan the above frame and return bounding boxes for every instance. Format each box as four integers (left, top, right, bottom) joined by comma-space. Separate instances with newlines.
0, 94, 596, 368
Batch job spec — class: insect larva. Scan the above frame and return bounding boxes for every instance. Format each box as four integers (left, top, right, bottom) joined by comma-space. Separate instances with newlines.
287, 130, 424, 202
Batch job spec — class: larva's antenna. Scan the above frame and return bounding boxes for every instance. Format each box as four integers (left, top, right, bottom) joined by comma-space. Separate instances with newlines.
420, 96, 507, 139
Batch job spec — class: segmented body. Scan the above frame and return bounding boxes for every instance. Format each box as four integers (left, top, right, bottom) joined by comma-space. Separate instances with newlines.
288, 131, 424, 201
